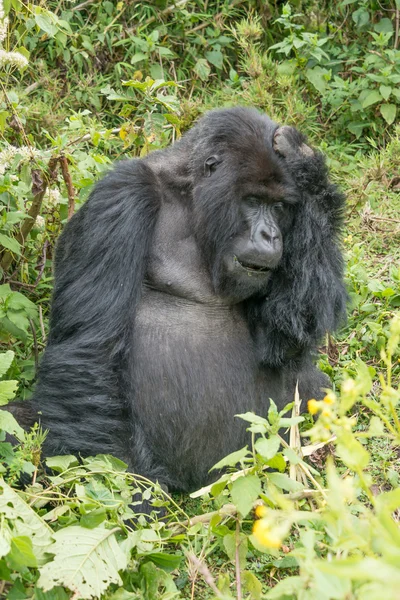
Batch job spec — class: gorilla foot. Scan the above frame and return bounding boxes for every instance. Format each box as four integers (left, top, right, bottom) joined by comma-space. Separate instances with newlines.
273, 125, 314, 159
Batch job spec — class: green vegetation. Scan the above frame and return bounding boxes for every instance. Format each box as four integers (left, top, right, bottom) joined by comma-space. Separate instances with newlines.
0, 1, 399, 598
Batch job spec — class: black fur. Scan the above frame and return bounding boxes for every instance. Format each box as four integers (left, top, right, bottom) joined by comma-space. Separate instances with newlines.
30, 107, 346, 492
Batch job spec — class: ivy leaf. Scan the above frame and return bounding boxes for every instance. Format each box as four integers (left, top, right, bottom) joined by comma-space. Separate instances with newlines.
380, 103, 397, 125
231, 475, 261, 517
37, 526, 128, 599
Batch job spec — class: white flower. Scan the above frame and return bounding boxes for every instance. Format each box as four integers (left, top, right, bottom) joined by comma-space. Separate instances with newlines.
0, 144, 39, 175
48, 188, 61, 206
0, 49, 28, 70
0, 17, 8, 43
35, 215, 45, 228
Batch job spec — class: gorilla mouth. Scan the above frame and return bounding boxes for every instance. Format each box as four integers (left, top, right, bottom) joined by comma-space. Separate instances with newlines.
235, 257, 270, 273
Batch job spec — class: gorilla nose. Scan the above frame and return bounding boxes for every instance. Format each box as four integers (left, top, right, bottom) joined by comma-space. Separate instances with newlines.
259, 228, 281, 247
255, 225, 282, 250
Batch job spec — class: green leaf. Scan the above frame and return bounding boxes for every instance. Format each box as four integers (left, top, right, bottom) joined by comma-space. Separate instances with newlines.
379, 85, 392, 100
242, 570, 262, 600
8, 536, 37, 569
205, 49, 223, 69
374, 18, 394, 34
0, 479, 53, 563
0, 233, 21, 256
194, 58, 211, 81
268, 472, 304, 492
305, 66, 331, 94
145, 552, 182, 571
37, 526, 128, 599
231, 475, 261, 517
0, 410, 24, 439
35, 13, 58, 37
352, 7, 370, 28
380, 103, 397, 125
0, 380, 18, 405
46, 455, 79, 472
211, 446, 249, 470
0, 350, 14, 378
255, 436, 280, 460
362, 90, 382, 108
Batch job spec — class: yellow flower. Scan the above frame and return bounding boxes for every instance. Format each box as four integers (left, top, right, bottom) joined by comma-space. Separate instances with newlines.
307, 399, 321, 415
323, 391, 336, 405
254, 504, 268, 519
253, 519, 282, 549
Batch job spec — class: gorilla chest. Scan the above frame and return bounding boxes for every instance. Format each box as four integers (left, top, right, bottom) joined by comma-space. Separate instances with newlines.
131, 290, 280, 419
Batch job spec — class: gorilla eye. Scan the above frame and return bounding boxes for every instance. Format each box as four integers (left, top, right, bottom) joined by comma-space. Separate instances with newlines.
272, 202, 285, 213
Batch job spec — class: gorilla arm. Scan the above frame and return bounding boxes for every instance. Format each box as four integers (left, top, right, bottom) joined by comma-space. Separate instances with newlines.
248, 125, 347, 371
32, 160, 160, 460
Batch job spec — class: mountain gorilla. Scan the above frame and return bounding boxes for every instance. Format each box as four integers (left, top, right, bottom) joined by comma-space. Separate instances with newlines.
32, 107, 346, 493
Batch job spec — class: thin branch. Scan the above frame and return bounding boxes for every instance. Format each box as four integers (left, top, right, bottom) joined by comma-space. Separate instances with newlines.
235, 519, 243, 600
186, 553, 224, 599
59, 156, 76, 219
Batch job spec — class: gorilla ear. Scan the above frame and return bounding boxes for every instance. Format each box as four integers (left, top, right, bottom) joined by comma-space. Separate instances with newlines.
204, 155, 221, 177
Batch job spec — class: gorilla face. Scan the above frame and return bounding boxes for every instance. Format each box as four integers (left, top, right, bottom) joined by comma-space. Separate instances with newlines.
193, 146, 296, 303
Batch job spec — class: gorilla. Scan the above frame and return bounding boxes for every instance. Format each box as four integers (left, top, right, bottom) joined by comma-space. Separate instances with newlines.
31, 107, 346, 493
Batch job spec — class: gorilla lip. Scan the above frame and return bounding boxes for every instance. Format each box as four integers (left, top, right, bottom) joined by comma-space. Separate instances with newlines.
234, 256, 270, 273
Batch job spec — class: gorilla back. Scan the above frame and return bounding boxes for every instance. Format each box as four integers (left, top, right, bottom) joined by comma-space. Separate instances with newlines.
32, 107, 346, 492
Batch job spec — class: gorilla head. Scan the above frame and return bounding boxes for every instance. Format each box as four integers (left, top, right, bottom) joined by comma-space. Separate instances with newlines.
188, 109, 295, 301
29, 107, 346, 498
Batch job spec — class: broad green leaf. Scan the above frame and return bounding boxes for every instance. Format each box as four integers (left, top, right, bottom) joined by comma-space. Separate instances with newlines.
305, 66, 330, 94
211, 446, 249, 470
0, 380, 18, 405
352, 7, 370, 28
0, 350, 14, 378
35, 13, 58, 37
231, 475, 261, 517
37, 526, 128, 599
242, 570, 262, 600
7, 291, 38, 318
205, 49, 223, 69
46, 455, 79, 472
0, 233, 21, 256
8, 536, 37, 569
0, 410, 24, 439
0, 479, 53, 563
362, 90, 382, 108
145, 552, 182, 571
268, 472, 304, 492
194, 58, 211, 81
379, 85, 392, 100
255, 436, 280, 460
380, 103, 397, 125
